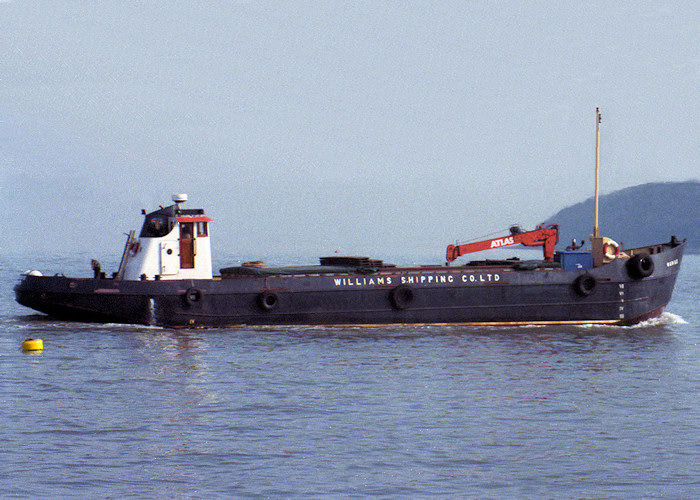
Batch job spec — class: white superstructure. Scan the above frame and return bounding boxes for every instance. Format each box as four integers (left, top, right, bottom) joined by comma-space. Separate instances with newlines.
119, 194, 213, 280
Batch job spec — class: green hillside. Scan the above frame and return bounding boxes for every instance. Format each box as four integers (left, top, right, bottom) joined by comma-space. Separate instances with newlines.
545, 181, 700, 254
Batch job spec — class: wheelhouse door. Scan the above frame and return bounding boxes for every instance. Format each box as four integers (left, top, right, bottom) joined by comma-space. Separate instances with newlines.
179, 223, 195, 269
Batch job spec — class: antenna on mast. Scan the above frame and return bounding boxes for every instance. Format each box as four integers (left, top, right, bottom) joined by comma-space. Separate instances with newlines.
594, 108, 601, 238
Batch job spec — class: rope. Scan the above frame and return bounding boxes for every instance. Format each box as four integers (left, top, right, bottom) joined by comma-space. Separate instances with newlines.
455, 225, 524, 246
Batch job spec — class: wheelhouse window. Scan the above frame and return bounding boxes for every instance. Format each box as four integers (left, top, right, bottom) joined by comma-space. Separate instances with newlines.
180, 223, 194, 239
197, 222, 208, 237
141, 216, 169, 237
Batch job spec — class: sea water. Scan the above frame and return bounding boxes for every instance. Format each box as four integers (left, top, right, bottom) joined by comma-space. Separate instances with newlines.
1, 252, 699, 498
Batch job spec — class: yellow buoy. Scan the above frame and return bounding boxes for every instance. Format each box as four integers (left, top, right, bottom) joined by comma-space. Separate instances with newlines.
22, 338, 44, 352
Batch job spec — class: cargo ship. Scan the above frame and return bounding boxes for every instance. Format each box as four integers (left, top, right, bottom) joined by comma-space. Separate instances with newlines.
14, 111, 685, 327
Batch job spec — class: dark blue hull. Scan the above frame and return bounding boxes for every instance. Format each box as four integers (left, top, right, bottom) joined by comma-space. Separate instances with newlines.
15, 241, 685, 328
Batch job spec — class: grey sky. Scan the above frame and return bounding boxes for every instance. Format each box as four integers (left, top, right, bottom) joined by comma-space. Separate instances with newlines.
1, 1, 698, 259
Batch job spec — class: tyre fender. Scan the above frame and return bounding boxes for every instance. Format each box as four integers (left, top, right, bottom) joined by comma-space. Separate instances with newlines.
390, 285, 414, 310
574, 274, 597, 296
627, 253, 654, 279
184, 287, 203, 306
258, 291, 279, 311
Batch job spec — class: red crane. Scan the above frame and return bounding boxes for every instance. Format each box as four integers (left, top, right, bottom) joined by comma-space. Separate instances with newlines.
446, 224, 560, 263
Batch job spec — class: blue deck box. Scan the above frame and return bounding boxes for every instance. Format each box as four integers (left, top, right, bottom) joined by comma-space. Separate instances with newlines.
556, 251, 594, 271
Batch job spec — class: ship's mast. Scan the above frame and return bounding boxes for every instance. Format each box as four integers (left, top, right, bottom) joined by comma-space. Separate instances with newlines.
593, 107, 601, 239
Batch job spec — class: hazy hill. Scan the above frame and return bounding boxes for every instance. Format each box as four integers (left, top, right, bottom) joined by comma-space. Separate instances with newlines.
545, 181, 700, 254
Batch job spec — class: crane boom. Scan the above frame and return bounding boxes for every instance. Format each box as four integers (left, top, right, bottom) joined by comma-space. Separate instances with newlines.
446, 224, 559, 263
